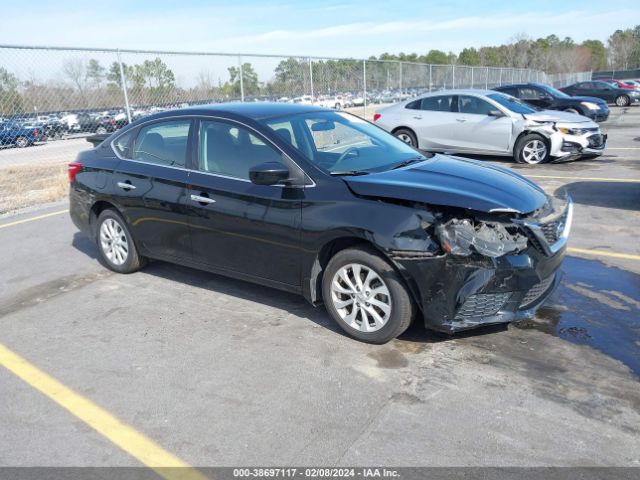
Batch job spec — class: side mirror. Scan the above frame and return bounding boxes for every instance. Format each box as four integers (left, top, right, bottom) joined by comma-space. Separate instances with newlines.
488, 110, 504, 118
249, 161, 289, 186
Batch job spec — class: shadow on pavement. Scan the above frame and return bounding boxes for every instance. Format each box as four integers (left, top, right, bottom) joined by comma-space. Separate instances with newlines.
555, 181, 640, 210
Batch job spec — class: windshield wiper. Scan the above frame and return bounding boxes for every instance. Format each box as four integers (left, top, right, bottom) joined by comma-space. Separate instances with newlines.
390, 157, 424, 170
330, 170, 370, 176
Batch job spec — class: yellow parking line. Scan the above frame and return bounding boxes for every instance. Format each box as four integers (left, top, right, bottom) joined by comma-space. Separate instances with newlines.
0, 344, 208, 480
568, 247, 640, 261
0, 209, 69, 230
526, 175, 640, 183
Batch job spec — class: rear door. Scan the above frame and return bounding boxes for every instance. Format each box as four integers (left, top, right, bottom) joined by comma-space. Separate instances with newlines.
186, 118, 303, 286
408, 95, 459, 150
452, 95, 512, 153
111, 118, 193, 262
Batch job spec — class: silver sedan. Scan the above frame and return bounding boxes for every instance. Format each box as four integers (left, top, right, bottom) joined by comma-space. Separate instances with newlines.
374, 89, 606, 164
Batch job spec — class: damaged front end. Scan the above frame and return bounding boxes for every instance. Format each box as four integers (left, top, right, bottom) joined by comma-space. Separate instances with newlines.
390, 197, 572, 333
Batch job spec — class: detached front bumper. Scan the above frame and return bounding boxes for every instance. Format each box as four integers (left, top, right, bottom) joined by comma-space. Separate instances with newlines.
549, 131, 607, 162
391, 201, 572, 333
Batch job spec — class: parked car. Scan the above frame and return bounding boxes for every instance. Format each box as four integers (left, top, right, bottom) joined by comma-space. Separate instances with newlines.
69, 103, 570, 343
59, 113, 81, 132
620, 80, 640, 91
76, 113, 118, 134
0, 121, 42, 147
595, 78, 635, 90
375, 90, 606, 164
494, 83, 609, 122
560, 81, 640, 106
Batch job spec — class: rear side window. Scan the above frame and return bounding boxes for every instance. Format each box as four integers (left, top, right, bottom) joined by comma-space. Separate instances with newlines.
420, 96, 454, 112
133, 120, 191, 167
405, 100, 421, 110
199, 120, 282, 180
518, 88, 541, 100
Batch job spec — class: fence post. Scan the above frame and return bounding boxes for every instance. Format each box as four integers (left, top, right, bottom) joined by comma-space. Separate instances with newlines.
511, 68, 515, 83
238, 56, 245, 102
498, 68, 502, 86
485, 67, 489, 89
363, 60, 367, 118
452, 65, 455, 88
471, 67, 474, 88
117, 50, 132, 124
398, 61, 403, 91
309, 57, 314, 104
429, 64, 432, 91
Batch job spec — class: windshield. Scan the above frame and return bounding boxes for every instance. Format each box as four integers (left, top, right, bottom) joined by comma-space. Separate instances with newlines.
487, 93, 538, 114
260, 111, 427, 174
537, 84, 570, 99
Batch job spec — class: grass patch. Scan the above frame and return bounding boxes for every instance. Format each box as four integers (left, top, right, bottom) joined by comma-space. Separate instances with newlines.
0, 163, 68, 214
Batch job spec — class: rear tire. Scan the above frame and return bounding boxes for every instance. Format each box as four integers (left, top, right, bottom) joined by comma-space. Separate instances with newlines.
514, 133, 550, 164
393, 128, 418, 148
96, 209, 146, 274
615, 95, 630, 107
322, 245, 415, 344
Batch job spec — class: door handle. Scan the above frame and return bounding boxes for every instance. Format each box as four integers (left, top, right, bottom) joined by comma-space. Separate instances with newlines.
117, 181, 136, 190
191, 194, 216, 205
412, 116, 422, 120
456, 118, 467, 122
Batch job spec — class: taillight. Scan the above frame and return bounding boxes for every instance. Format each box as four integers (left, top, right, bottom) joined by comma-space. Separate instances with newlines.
33, 129, 39, 137
373, 113, 381, 122
110, 118, 115, 125
68, 162, 83, 182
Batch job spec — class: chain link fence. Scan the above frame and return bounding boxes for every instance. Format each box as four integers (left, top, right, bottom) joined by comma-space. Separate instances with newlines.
0, 44, 591, 163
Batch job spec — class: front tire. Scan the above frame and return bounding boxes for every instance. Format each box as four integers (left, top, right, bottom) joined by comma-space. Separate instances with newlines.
393, 128, 418, 148
322, 246, 415, 343
96, 209, 145, 273
615, 95, 630, 107
514, 133, 550, 164
14, 136, 29, 148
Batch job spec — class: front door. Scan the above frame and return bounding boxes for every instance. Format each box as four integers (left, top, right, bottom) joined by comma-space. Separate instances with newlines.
187, 118, 302, 286
453, 95, 512, 153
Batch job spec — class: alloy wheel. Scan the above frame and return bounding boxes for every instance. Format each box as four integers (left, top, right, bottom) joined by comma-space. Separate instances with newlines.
396, 133, 414, 146
99, 218, 129, 266
616, 96, 629, 107
330, 263, 391, 333
15, 137, 28, 148
522, 139, 547, 164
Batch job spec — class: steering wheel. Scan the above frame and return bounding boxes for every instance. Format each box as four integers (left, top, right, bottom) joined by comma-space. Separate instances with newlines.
332, 147, 359, 170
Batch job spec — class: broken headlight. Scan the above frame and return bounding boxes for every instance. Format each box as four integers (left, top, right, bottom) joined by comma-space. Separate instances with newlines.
435, 219, 528, 258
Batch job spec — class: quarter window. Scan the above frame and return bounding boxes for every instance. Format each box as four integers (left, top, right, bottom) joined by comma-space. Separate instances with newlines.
199, 120, 282, 180
458, 95, 494, 115
133, 120, 191, 167
113, 131, 135, 158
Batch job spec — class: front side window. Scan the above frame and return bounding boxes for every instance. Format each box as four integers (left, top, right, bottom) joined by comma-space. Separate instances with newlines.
261, 111, 426, 175
458, 95, 494, 115
133, 120, 191, 167
420, 95, 454, 112
199, 120, 282, 180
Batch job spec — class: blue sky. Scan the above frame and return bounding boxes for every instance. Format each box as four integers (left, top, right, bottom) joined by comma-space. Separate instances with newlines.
2, 0, 638, 57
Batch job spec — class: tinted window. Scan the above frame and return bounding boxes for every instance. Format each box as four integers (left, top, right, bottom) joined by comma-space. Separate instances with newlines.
420, 96, 454, 112
405, 100, 421, 110
199, 120, 282, 180
576, 82, 592, 90
133, 120, 191, 167
458, 95, 494, 115
518, 88, 541, 100
113, 131, 135, 158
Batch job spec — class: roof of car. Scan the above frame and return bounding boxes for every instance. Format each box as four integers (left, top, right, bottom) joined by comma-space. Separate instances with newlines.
418, 89, 502, 97
156, 102, 333, 121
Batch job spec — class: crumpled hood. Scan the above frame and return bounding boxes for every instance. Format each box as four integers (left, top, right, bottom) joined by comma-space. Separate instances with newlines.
344, 154, 548, 214
524, 110, 593, 124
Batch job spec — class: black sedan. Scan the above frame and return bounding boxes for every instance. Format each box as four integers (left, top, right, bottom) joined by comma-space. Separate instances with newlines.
494, 83, 609, 122
560, 81, 640, 107
69, 103, 570, 343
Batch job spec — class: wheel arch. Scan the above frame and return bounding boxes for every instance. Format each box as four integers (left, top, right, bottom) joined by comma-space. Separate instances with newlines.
88, 200, 124, 239
306, 235, 421, 310
390, 126, 418, 147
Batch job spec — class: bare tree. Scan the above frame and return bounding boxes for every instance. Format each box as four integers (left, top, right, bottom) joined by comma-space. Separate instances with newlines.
608, 29, 636, 70
62, 59, 88, 107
